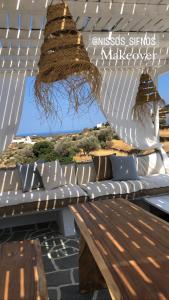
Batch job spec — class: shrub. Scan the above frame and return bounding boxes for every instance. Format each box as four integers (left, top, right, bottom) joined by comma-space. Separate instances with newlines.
113, 134, 120, 140
41, 150, 59, 162
97, 128, 114, 143
33, 141, 54, 157
14, 147, 36, 164
55, 141, 79, 157
72, 135, 82, 142
54, 140, 79, 162
69, 144, 79, 156
17, 143, 25, 149
78, 136, 100, 155
32, 141, 59, 162
100, 141, 107, 149
54, 155, 74, 163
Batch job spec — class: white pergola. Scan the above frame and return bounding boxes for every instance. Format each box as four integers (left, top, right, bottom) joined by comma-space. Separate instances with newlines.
0, 0, 169, 73
0, 0, 169, 151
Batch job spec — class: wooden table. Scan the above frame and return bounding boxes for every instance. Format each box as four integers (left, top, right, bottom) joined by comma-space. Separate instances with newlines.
0, 239, 48, 300
70, 198, 169, 300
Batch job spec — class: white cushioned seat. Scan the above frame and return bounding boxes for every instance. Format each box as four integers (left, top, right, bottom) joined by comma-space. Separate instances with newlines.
139, 174, 169, 190
81, 179, 145, 200
0, 184, 87, 208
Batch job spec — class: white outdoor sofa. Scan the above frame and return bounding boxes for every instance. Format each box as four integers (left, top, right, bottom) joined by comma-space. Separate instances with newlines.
80, 152, 169, 201
0, 151, 169, 236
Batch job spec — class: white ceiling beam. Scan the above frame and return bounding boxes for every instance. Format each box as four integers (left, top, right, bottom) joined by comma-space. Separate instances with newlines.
0, 29, 41, 40
0, 3, 169, 17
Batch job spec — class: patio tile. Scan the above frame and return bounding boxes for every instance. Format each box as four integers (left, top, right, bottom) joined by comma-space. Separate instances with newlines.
43, 255, 56, 273
46, 270, 71, 286
0, 221, 110, 300
48, 289, 58, 300
72, 268, 79, 283
59, 285, 94, 300
51, 246, 78, 259
55, 253, 79, 270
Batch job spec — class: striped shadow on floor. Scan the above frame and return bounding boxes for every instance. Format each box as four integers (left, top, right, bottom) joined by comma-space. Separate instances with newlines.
0, 222, 111, 300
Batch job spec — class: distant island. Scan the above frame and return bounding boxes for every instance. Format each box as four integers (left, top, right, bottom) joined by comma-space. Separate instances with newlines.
16, 129, 81, 137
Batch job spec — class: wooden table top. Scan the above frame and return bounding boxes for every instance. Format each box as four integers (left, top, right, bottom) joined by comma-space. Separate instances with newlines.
0, 239, 48, 300
70, 198, 169, 300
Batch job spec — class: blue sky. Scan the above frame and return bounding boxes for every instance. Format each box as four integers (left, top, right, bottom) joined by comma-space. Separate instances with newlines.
158, 72, 169, 102
17, 77, 106, 135
17, 72, 169, 136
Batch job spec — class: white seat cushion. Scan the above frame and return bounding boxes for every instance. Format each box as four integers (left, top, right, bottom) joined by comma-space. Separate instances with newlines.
0, 184, 87, 208
139, 174, 169, 190
81, 179, 145, 200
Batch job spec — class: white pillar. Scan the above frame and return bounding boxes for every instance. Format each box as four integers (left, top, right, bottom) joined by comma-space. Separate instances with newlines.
153, 102, 160, 142
57, 207, 76, 236
153, 73, 160, 142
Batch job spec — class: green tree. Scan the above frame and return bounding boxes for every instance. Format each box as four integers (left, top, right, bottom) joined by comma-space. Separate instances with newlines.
55, 140, 79, 161
33, 141, 58, 161
97, 128, 114, 143
100, 141, 107, 149
33, 141, 54, 157
78, 136, 100, 155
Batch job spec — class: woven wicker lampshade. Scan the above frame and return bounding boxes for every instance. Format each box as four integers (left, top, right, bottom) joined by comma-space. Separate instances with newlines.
35, 3, 101, 117
133, 73, 165, 119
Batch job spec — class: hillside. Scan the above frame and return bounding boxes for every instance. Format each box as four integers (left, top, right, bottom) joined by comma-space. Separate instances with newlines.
1, 122, 169, 168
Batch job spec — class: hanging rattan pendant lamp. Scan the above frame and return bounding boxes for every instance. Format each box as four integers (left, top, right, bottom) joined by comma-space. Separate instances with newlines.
133, 73, 165, 119
35, 2, 101, 117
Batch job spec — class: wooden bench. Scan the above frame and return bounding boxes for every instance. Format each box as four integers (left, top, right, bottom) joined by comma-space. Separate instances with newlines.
0, 239, 48, 300
70, 198, 169, 300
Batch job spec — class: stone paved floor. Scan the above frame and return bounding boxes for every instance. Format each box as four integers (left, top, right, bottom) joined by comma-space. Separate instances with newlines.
0, 222, 111, 300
